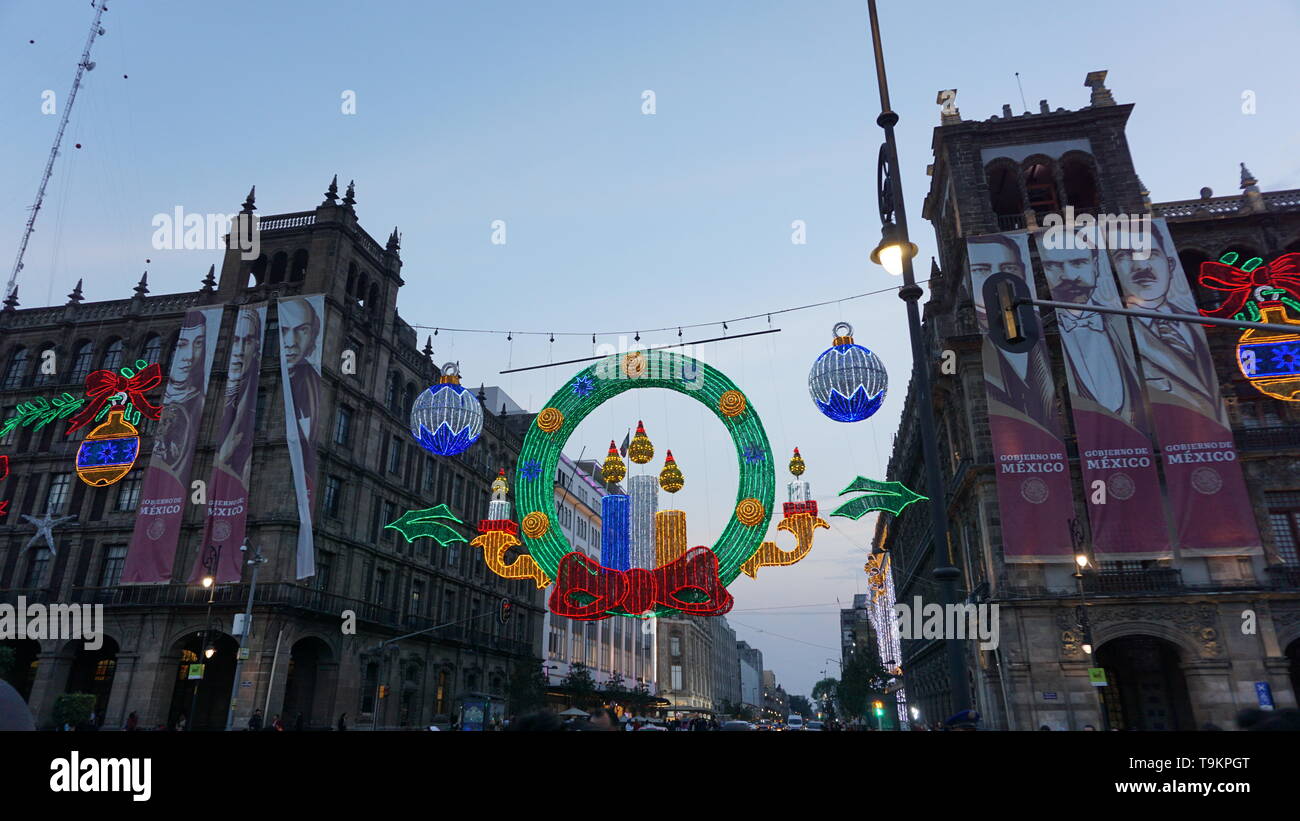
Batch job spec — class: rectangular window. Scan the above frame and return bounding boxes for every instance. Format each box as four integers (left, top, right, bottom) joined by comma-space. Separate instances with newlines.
25, 548, 51, 589
316, 553, 332, 592
115, 471, 142, 512
443, 590, 455, 622
334, 405, 353, 446
410, 580, 424, 615
453, 475, 465, 513
1266, 491, 1300, 566
388, 436, 402, 474
324, 475, 343, 518
255, 388, 269, 432
98, 545, 128, 587
373, 568, 390, 605
670, 635, 681, 657
423, 458, 436, 492
44, 474, 72, 514
671, 665, 683, 691
382, 502, 396, 542
0, 407, 15, 446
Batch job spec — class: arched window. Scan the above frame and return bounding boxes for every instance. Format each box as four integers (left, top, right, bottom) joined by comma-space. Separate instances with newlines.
269, 251, 288, 285
33, 344, 57, 386
248, 254, 268, 288
1061, 153, 1099, 212
2, 347, 29, 390
101, 339, 125, 372
985, 159, 1025, 230
357, 273, 369, 307
386, 372, 400, 412
346, 262, 357, 295
1023, 158, 1060, 219
289, 249, 308, 282
1179, 249, 1214, 310
141, 334, 163, 365
404, 382, 416, 417
68, 340, 94, 384
368, 283, 380, 313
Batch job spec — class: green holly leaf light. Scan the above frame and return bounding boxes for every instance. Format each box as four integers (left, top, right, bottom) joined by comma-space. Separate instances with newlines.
384, 504, 469, 546
830, 476, 927, 520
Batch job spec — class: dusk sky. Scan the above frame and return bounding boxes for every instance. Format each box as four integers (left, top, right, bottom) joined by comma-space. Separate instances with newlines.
2, 0, 1297, 702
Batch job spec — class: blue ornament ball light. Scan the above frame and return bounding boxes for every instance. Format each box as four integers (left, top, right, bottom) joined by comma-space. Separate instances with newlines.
808, 322, 887, 422
409, 362, 484, 456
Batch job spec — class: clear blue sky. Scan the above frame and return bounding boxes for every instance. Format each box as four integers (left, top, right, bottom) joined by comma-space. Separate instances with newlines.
2, 0, 1297, 702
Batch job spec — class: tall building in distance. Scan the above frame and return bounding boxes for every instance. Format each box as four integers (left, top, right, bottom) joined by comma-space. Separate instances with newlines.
736, 641, 763, 714
877, 72, 1300, 729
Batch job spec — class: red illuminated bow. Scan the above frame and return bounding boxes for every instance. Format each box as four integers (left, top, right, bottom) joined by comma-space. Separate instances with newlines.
1198, 252, 1300, 320
548, 547, 734, 620
65, 364, 163, 435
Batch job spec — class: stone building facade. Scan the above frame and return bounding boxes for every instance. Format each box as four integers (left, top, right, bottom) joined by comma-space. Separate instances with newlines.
0, 184, 544, 729
877, 73, 1300, 729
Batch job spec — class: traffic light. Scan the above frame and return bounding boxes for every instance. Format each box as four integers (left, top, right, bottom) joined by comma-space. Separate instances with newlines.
873, 700, 884, 717
981, 271, 1041, 354
378, 685, 389, 699
498, 597, 512, 625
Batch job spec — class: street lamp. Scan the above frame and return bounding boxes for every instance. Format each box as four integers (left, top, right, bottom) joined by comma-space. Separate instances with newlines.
189, 542, 222, 731
865, 0, 970, 715
224, 539, 268, 731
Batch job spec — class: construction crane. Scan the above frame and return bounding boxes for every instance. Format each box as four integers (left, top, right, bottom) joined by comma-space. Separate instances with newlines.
6, 0, 109, 302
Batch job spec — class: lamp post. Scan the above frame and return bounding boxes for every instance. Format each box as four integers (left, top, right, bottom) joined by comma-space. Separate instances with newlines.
224, 540, 267, 731
1069, 519, 1108, 730
189, 543, 221, 731
865, 0, 970, 715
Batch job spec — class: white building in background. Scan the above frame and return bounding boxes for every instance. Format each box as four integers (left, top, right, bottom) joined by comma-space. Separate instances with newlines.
541, 454, 657, 695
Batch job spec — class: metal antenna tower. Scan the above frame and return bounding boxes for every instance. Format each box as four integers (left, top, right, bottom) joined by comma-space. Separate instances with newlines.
6, 0, 109, 300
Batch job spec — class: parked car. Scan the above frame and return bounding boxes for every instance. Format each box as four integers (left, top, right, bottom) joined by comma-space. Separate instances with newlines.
805, 721, 824, 731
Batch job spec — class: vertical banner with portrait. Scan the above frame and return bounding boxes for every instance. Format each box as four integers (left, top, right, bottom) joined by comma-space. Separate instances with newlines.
278, 294, 325, 579
122, 305, 224, 583
967, 233, 1075, 562
190, 303, 266, 584
1033, 234, 1172, 560
1109, 219, 1261, 556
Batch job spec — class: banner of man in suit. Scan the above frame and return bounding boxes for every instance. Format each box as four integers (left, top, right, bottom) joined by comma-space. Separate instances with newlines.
967, 233, 1074, 562
189, 303, 266, 584
1108, 219, 1260, 556
278, 294, 324, 579
1034, 235, 1172, 560
123, 305, 224, 583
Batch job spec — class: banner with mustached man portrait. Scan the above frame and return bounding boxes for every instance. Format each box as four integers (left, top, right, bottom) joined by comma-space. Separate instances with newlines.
278, 294, 325, 579
1033, 233, 1172, 561
122, 305, 224, 583
189, 303, 267, 584
967, 233, 1075, 562
1108, 219, 1261, 556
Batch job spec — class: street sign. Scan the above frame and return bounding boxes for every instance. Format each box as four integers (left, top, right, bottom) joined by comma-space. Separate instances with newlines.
187, 663, 205, 680
1255, 681, 1274, 710
233, 613, 249, 636
1088, 667, 1108, 687
240, 681, 253, 688
237, 647, 250, 661
1042, 692, 1058, 701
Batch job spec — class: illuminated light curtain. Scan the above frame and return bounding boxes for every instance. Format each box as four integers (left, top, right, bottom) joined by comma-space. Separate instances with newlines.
654, 510, 687, 567
601, 495, 631, 571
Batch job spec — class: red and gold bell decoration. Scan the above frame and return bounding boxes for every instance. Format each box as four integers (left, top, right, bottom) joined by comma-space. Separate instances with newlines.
1236, 302, 1300, 402
75, 407, 141, 486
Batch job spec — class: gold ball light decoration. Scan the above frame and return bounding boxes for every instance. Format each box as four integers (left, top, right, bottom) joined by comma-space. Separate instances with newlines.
628, 420, 654, 464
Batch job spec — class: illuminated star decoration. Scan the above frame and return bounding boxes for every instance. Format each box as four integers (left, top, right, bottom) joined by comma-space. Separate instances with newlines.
520, 460, 543, 481
1271, 345, 1300, 374
829, 476, 927, 520
571, 376, 595, 397
742, 445, 766, 464
384, 505, 468, 547
22, 512, 78, 555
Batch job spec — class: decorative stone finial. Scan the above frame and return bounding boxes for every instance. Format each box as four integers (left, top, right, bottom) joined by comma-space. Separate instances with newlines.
201, 264, 216, 292
1240, 162, 1259, 191
1084, 70, 1114, 106
1, 287, 17, 311
342, 180, 356, 208
241, 185, 256, 214
323, 174, 339, 205
386, 227, 401, 252
66, 278, 84, 305
423, 335, 433, 358
134, 271, 149, 298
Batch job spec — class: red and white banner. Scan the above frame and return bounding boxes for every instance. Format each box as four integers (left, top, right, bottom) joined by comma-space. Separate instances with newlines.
278, 294, 325, 579
1033, 235, 1171, 560
122, 305, 224, 583
967, 233, 1075, 562
190, 303, 266, 583
1110, 219, 1261, 556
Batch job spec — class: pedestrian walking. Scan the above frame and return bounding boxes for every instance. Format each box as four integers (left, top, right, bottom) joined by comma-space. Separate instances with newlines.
337, 713, 348, 731
248, 709, 263, 731
272, 714, 284, 732
295, 712, 304, 732
175, 713, 187, 732
125, 711, 138, 732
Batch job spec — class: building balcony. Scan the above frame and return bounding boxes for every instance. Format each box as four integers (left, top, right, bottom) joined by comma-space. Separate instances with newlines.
996, 213, 1026, 231
1235, 426, 1300, 452
1265, 565, 1300, 590
1081, 568, 1184, 595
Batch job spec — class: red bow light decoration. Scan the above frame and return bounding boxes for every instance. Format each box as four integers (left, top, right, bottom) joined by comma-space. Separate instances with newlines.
65, 364, 163, 436
1199, 252, 1300, 321
548, 547, 734, 620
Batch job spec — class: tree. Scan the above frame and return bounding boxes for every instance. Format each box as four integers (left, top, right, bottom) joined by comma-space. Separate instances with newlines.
625, 682, 655, 715
53, 693, 97, 730
812, 677, 839, 720
561, 662, 598, 709
0, 646, 14, 683
507, 661, 548, 716
837, 646, 890, 725
788, 695, 814, 718
602, 672, 627, 702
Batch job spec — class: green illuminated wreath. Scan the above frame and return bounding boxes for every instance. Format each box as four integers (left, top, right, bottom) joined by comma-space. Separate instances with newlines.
514, 349, 775, 611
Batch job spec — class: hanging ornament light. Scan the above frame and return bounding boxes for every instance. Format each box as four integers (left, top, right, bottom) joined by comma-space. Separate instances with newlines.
601, 440, 627, 484
409, 362, 483, 456
659, 449, 684, 493
808, 322, 887, 422
75, 406, 140, 487
628, 420, 654, 464
1199, 253, 1300, 403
